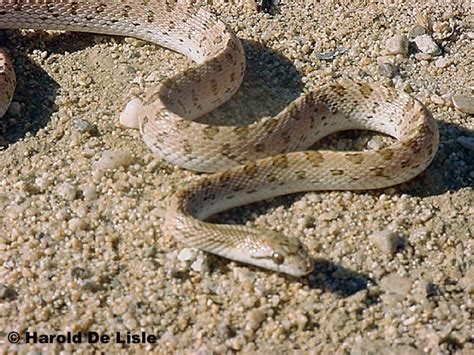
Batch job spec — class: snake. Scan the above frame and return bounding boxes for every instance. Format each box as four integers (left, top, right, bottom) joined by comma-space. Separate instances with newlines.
0, 1, 439, 277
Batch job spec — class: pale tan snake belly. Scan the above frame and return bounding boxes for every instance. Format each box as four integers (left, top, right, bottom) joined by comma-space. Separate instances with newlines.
0, 1, 439, 276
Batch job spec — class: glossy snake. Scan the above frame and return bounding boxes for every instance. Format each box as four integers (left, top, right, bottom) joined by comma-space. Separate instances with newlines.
0, 1, 439, 276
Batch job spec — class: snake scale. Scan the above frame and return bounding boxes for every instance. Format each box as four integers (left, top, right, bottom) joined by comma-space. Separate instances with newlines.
0, 1, 439, 276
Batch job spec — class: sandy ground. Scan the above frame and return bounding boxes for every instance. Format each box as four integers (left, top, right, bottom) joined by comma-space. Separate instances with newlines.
0, 1, 472, 353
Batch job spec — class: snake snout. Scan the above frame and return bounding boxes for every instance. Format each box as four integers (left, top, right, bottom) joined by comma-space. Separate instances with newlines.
253, 231, 314, 277
291, 244, 314, 277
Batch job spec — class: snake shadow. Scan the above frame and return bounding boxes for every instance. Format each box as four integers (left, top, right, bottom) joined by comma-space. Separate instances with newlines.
0, 31, 55, 146
206, 254, 371, 297
0, 30, 96, 146
196, 38, 304, 126
307, 258, 371, 296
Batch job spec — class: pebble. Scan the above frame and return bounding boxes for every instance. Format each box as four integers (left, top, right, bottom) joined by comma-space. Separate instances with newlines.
402, 81, 414, 93
123, 313, 139, 330
144, 245, 157, 258
57, 183, 78, 201
124, 37, 148, 47
459, 267, 474, 294
413, 35, 442, 56
430, 94, 444, 106
368, 228, 402, 254
318, 211, 338, 221
177, 248, 198, 262
408, 25, 428, 39
68, 217, 87, 232
73, 119, 99, 135
441, 92, 454, 107
55, 208, 70, 221
367, 136, 384, 150
414, 53, 432, 61
0, 284, 17, 301
413, 279, 438, 299
434, 57, 450, 68
119, 98, 142, 129
457, 136, 474, 151
452, 95, 474, 114
246, 0, 259, 11
191, 253, 209, 273
81, 185, 98, 201
313, 46, 346, 61
378, 63, 397, 78
385, 35, 408, 55
246, 308, 267, 331
380, 273, 412, 298
94, 150, 134, 169
6, 101, 21, 117
77, 73, 93, 87
35, 174, 52, 191
177, 248, 209, 273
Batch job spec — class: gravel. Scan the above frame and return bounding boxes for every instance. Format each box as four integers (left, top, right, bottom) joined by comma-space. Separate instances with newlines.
0, 1, 472, 353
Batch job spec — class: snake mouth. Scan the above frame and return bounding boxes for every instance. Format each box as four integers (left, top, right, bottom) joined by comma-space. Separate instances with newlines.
275, 255, 314, 278
292, 257, 315, 277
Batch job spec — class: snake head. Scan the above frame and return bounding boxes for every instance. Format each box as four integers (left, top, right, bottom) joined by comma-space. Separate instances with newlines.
248, 230, 314, 277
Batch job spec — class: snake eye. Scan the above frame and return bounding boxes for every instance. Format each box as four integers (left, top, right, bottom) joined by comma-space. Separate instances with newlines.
272, 252, 285, 265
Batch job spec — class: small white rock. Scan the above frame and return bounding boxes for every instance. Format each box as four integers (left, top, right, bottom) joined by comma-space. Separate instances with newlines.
367, 137, 384, 150
430, 94, 445, 106
57, 183, 77, 201
319, 211, 338, 221
191, 253, 209, 273
94, 150, 134, 170
434, 57, 450, 68
35, 175, 52, 191
73, 119, 98, 135
385, 35, 409, 55
442, 93, 454, 108
452, 95, 474, 114
119, 98, 143, 129
68, 217, 87, 231
81, 185, 98, 201
369, 228, 402, 254
413, 35, 442, 56
380, 273, 412, 297
247, 308, 267, 331
177, 248, 198, 262
55, 208, 70, 221
378, 63, 397, 78
408, 25, 427, 39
